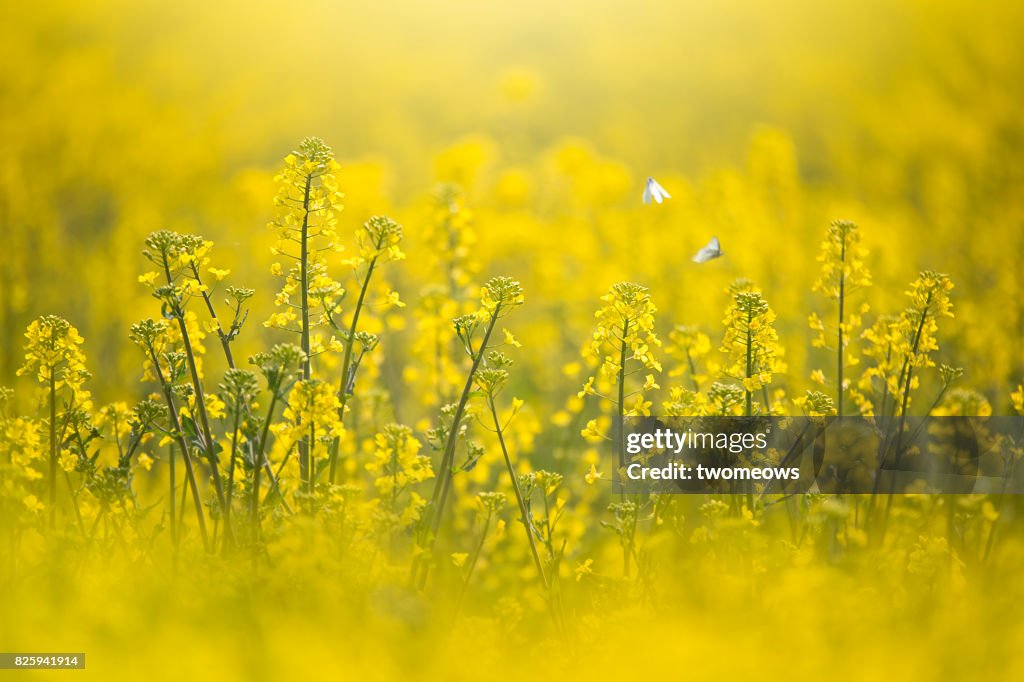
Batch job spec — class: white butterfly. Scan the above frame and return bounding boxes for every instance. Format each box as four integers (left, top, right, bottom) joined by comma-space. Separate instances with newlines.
692, 236, 723, 263
642, 177, 671, 205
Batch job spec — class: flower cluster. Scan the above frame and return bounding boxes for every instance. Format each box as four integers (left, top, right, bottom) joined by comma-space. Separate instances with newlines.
366, 424, 433, 530
266, 137, 346, 359
720, 287, 784, 414
17, 315, 90, 394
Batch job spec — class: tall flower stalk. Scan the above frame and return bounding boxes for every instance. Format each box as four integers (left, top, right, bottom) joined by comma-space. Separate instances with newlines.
721, 286, 783, 417
142, 232, 230, 541
810, 220, 871, 416
325, 215, 406, 484
129, 319, 210, 550
872, 272, 954, 535
17, 315, 90, 530
475, 353, 549, 591
266, 137, 345, 490
248, 344, 304, 527
578, 282, 661, 474
219, 368, 259, 551
413, 276, 524, 588
272, 379, 344, 510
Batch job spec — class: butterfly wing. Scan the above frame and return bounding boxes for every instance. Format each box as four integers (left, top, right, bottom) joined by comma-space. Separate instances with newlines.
692, 236, 722, 263
642, 178, 654, 205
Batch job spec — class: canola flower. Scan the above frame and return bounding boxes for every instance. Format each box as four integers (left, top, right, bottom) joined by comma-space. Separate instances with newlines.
414, 276, 525, 587
720, 286, 784, 416
580, 282, 661, 470
810, 219, 871, 416
266, 137, 346, 379
17, 315, 90, 529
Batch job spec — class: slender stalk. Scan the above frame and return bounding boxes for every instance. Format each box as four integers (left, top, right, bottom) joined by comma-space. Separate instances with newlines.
192, 265, 284, 504
48, 374, 57, 531
877, 343, 893, 419
63, 471, 86, 538
617, 320, 629, 472
685, 349, 700, 391
306, 420, 316, 500
299, 175, 312, 381
298, 174, 313, 489
428, 309, 500, 535
489, 398, 548, 589
149, 346, 210, 551
837, 234, 846, 417
161, 260, 228, 518
984, 475, 1011, 562
414, 307, 501, 588
451, 513, 491, 624
745, 309, 753, 417
251, 390, 280, 528
328, 255, 378, 484
192, 264, 235, 366
222, 408, 242, 554
177, 318, 229, 534
169, 442, 177, 549
877, 293, 934, 534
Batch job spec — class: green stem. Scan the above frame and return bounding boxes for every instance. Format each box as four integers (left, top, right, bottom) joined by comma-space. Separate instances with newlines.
193, 266, 284, 509
169, 442, 177, 549
837, 235, 846, 417
617, 320, 629, 472
48, 374, 56, 531
452, 513, 491, 623
745, 309, 753, 417
223, 408, 241, 554
149, 347, 210, 552
177, 316, 229, 535
298, 174, 312, 488
63, 470, 86, 538
685, 349, 700, 391
252, 390, 280, 528
161, 259, 228, 524
414, 306, 501, 588
489, 398, 548, 590
878, 293, 933, 535
328, 255, 378, 484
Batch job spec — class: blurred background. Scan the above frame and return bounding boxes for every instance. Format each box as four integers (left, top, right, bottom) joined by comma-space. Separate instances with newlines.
1, 0, 1021, 411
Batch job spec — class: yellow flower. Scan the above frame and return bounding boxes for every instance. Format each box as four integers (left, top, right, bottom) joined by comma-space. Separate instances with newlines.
17, 315, 89, 393
575, 559, 594, 581
585, 463, 601, 485
58, 449, 78, 473
137, 453, 155, 471
451, 553, 469, 568
502, 328, 521, 348
208, 267, 231, 281
581, 419, 604, 442
387, 290, 405, 308
267, 138, 345, 333
23, 494, 44, 513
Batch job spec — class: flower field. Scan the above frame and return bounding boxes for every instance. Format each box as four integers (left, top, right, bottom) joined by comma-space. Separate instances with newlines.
1, 0, 1023, 679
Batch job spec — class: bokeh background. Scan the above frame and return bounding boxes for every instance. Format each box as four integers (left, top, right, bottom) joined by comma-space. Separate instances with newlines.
2, 0, 1021, 408
2, 1, 1024, 680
